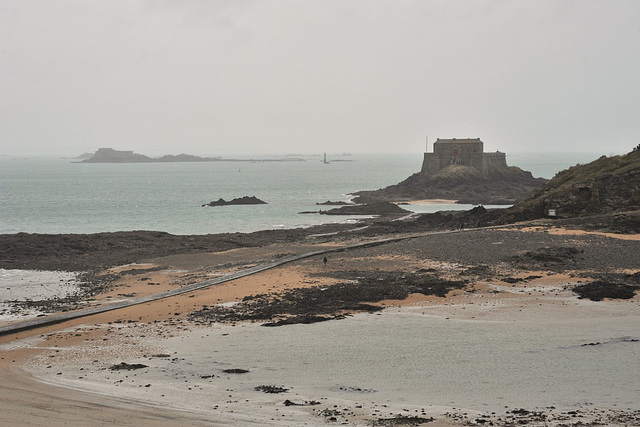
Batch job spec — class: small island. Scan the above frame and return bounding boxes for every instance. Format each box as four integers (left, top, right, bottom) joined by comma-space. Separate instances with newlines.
301, 201, 410, 216
353, 138, 547, 205
203, 196, 267, 207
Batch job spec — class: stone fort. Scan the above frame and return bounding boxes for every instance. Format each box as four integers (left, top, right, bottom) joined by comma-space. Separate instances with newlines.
421, 138, 508, 177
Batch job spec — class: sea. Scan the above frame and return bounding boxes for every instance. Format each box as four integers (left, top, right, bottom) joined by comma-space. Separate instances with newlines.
0, 151, 611, 236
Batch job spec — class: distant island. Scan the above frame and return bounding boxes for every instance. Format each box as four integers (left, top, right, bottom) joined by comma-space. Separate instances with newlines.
202, 196, 267, 207
79, 148, 304, 163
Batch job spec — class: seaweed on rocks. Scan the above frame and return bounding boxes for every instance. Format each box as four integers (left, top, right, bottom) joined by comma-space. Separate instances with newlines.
501, 277, 524, 284
0, 228, 349, 271
284, 399, 320, 406
109, 362, 148, 371
10, 296, 85, 315
262, 315, 336, 327
254, 385, 288, 394
508, 246, 583, 268
370, 414, 435, 426
459, 264, 494, 279
573, 281, 639, 301
310, 270, 467, 299
222, 368, 249, 374
189, 271, 466, 326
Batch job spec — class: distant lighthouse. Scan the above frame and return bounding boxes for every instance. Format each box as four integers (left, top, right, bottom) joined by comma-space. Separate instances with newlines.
323, 152, 329, 164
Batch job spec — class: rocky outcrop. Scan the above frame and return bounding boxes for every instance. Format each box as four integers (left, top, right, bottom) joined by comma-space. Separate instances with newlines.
316, 200, 351, 206
353, 164, 546, 205
82, 148, 152, 163
203, 196, 267, 207
502, 148, 640, 221
319, 202, 410, 216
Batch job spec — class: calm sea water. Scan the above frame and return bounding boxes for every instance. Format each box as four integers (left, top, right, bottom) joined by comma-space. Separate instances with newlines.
162, 310, 640, 413
0, 151, 607, 235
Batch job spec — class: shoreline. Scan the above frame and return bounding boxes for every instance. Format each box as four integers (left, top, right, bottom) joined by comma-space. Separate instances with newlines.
11, 305, 640, 426
4, 272, 639, 426
2, 221, 640, 426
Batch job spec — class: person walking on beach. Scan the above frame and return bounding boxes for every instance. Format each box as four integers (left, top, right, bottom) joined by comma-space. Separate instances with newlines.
323, 256, 327, 266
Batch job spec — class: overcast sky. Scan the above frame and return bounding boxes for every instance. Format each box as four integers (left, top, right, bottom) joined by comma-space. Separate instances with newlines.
1, 0, 639, 156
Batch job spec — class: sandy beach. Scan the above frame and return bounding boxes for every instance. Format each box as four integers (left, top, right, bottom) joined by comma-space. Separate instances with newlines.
2, 224, 640, 426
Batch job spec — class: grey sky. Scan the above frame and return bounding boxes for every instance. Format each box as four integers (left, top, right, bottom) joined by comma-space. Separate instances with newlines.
1, 0, 639, 156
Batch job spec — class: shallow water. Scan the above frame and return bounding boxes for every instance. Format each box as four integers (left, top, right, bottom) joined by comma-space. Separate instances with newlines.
0, 269, 80, 321
165, 311, 640, 412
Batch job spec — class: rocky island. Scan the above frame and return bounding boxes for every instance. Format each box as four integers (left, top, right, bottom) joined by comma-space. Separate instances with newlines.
80, 148, 304, 163
202, 196, 267, 207
353, 138, 547, 205
301, 201, 410, 216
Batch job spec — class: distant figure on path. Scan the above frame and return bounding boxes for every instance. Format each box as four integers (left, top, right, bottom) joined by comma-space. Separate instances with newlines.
323, 256, 328, 266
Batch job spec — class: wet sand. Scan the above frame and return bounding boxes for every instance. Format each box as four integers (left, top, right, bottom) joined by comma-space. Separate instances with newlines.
1, 225, 640, 426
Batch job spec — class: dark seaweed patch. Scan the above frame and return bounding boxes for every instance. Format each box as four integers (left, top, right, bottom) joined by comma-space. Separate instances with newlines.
254, 385, 288, 394
509, 246, 583, 267
109, 362, 148, 371
222, 368, 249, 374
573, 281, 638, 301
189, 272, 465, 326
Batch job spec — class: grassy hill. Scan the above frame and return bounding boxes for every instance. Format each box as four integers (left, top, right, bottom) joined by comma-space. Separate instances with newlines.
503, 147, 640, 221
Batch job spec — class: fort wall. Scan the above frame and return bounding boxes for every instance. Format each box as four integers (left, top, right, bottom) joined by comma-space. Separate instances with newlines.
420, 138, 508, 177
421, 153, 440, 176
484, 152, 508, 171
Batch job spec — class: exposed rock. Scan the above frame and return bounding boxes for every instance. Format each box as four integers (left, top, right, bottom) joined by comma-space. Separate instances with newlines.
370, 414, 435, 426
203, 196, 267, 207
189, 271, 466, 326
254, 385, 288, 394
0, 227, 350, 271
353, 164, 546, 205
319, 202, 410, 216
316, 200, 351, 206
82, 148, 153, 163
508, 247, 583, 268
573, 281, 639, 301
109, 362, 148, 371
283, 399, 321, 406
262, 315, 335, 327
354, 205, 501, 235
